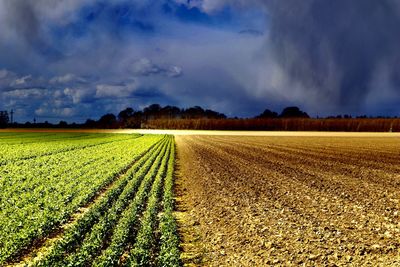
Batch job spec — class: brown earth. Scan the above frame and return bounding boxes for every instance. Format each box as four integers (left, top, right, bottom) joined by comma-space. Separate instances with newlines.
175, 135, 400, 266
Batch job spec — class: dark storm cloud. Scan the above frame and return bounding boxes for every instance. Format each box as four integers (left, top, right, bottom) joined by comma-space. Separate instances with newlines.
1, 0, 65, 61
264, 0, 400, 110
190, 0, 400, 115
238, 29, 263, 36
0, 0, 268, 122
4, 0, 40, 44
2, 0, 399, 122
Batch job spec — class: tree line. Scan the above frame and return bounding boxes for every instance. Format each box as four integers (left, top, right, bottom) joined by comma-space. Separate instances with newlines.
0, 104, 227, 129
1, 104, 399, 131
86, 104, 227, 129
72, 105, 312, 128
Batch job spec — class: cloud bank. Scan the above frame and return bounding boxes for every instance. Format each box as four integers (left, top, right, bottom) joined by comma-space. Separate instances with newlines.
0, 0, 399, 122
188, 0, 400, 115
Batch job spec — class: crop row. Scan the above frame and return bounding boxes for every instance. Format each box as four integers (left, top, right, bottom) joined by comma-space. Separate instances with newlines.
125, 137, 180, 267
94, 138, 172, 266
63, 139, 168, 266
157, 142, 181, 267
0, 134, 164, 264
24, 136, 181, 267
30, 137, 169, 266
0, 133, 140, 165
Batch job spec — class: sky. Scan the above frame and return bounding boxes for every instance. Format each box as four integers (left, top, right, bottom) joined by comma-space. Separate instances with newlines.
0, 0, 400, 123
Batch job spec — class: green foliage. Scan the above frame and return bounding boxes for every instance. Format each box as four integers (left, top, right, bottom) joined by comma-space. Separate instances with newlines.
63, 140, 167, 266
94, 140, 170, 266
0, 133, 141, 165
158, 141, 181, 267
126, 139, 171, 266
0, 133, 162, 264
0, 133, 181, 266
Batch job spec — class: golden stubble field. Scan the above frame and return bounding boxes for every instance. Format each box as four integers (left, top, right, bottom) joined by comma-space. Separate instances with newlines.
175, 135, 400, 266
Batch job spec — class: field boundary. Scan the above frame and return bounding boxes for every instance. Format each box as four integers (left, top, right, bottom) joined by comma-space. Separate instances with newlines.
174, 139, 206, 266
2, 128, 400, 137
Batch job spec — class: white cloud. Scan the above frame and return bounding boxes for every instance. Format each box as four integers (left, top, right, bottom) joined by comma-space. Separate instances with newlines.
167, 66, 183, 77
131, 58, 183, 78
95, 81, 139, 98
34, 106, 75, 117
4, 88, 48, 99
174, 0, 264, 13
11, 75, 33, 86
64, 87, 93, 104
0, 69, 17, 88
49, 73, 86, 84
55, 107, 75, 117
0, 69, 11, 80
132, 58, 161, 76
34, 107, 47, 116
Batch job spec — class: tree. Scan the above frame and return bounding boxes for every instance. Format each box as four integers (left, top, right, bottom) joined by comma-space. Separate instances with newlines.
98, 114, 117, 128
280, 106, 309, 118
183, 106, 205, 119
58, 121, 68, 128
143, 104, 162, 120
126, 111, 143, 128
84, 119, 97, 128
160, 105, 181, 118
204, 109, 226, 119
255, 109, 278, 119
0, 111, 9, 128
118, 108, 135, 122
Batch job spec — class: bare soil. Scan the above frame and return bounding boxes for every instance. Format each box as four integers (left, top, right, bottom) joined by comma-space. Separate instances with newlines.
175, 135, 400, 266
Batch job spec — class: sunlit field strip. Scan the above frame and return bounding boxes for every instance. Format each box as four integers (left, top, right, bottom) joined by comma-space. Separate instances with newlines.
0, 134, 164, 264
0, 133, 141, 164
62, 139, 168, 266
25, 137, 169, 266
93, 138, 171, 266
22, 137, 179, 267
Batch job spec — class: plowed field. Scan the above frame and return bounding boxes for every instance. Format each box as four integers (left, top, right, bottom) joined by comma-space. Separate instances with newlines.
176, 135, 400, 266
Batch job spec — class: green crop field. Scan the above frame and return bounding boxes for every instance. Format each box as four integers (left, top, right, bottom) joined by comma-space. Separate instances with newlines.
0, 133, 180, 266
